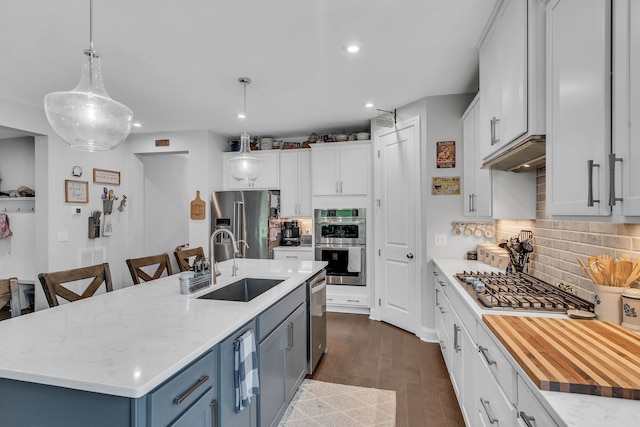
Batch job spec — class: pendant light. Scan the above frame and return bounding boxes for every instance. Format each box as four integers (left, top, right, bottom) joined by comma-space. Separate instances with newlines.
44, 0, 133, 152
228, 77, 262, 184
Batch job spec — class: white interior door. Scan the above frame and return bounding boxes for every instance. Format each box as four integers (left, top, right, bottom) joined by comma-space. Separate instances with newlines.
375, 117, 420, 334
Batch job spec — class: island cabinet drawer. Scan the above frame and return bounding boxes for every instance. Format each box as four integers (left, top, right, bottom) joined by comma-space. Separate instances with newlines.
257, 284, 306, 342
477, 323, 516, 404
516, 376, 558, 427
149, 350, 217, 427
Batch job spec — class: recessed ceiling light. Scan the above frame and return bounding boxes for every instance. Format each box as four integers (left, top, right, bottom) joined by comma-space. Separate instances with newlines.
133, 122, 142, 127
364, 102, 374, 108
346, 44, 360, 53
237, 113, 246, 119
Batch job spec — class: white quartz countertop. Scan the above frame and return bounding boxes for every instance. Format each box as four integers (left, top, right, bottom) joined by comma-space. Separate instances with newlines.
0, 259, 326, 398
433, 258, 640, 427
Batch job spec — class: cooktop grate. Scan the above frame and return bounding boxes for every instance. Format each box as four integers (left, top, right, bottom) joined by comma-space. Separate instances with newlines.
455, 271, 594, 313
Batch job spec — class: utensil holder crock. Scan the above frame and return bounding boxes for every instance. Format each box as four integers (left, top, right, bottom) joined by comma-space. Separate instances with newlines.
593, 284, 625, 324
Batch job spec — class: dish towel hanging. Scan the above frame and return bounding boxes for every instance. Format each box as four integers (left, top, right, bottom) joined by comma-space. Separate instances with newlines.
347, 247, 362, 273
234, 329, 260, 413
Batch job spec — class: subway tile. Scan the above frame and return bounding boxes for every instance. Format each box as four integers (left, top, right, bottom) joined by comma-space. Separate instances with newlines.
602, 235, 632, 250
590, 222, 617, 234
617, 224, 640, 237
580, 233, 603, 246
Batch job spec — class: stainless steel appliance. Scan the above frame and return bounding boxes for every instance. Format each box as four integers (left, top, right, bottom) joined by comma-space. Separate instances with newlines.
281, 220, 301, 246
455, 271, 594, 313
314, 209, 366, 286
211, 190, 279, 261
308, 269, 327, 374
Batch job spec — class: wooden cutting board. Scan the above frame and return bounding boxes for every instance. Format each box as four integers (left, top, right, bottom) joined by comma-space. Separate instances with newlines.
483, 314, 640, 400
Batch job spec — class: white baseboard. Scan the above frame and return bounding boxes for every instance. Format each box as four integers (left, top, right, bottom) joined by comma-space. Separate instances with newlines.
420, 327, 438, 343
326, 305, 370, 315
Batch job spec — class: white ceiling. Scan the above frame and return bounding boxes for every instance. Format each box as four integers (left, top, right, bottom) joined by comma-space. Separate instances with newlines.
0, 0, 495, 139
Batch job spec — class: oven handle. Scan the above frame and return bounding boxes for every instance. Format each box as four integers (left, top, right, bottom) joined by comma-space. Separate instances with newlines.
314, 220, 365, 225
315, 244, 366, 249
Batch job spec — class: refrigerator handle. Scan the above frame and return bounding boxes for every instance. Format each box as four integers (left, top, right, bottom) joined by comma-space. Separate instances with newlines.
237, 201, 245, 257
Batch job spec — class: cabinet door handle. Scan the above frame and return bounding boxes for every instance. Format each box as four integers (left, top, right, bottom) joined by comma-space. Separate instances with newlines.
472, 194, 476, 212
608, 153, 623, 206
439, 306, 445, 314
480, 398, 498, 424
286, 255, 298, 259
347, 299, 360, 303
339, 181, 343, 194
587, 160, 600, 206
439, 340, 446, 350
174, 375, 210, 405
286, 323, 294, 349
211, 398, 219, 427
453, 324, 461, 353
479, 345, 497, 366
435, 288, 440, 306
406, 253, 414, 259
490, 117, 500, 146
519, 411, 536, 427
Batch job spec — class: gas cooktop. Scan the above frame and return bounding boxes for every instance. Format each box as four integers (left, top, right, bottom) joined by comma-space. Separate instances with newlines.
455, 271, 594, 313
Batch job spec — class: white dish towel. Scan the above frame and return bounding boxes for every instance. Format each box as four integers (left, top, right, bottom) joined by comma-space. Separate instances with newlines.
347, 247, 362, 273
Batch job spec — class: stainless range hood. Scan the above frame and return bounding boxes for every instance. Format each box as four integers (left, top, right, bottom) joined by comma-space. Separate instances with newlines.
481, 135, 545, 173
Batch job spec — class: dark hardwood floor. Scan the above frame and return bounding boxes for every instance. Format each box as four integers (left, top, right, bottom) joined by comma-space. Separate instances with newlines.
309, 312, 465, 427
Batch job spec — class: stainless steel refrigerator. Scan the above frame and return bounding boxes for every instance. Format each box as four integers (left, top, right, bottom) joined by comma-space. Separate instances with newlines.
211, 190, 279, 261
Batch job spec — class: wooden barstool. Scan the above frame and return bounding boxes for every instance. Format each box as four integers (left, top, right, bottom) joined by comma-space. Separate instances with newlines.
38, 264, 113, 308
0, 277, 21, 318
174, 246, 206, 272
126, 253, 173, 285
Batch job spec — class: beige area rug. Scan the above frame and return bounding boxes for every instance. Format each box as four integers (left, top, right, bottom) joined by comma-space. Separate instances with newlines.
278, 379, 396, 427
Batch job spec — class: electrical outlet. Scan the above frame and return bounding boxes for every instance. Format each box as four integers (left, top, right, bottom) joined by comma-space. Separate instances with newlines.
71, 206, 83, 216
434, 234, 447, 246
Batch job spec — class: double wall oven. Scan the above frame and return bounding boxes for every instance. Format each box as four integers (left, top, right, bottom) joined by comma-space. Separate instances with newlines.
314, 209, 366, 286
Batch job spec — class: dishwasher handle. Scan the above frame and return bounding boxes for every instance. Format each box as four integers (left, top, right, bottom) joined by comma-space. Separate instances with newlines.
311, 279, 326, 294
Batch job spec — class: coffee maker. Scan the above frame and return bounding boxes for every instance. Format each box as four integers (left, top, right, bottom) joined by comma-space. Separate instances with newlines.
281, 221, 301, 246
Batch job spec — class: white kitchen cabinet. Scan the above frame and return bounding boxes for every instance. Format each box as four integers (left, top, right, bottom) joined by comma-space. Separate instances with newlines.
222, 151, 279, 190
463, 95, 537, 219
477, 353, 516, 427
463, 95, 492, 217
547, 0, 640, 220
279, 150, 312, 217
516, 376, 558, 427
613, 0, 640, 218
273, 247, 314, 261
311, 142, 369, 197
479, 0, 545, 161
546, 0, 611, 217
434, 274, 451, 369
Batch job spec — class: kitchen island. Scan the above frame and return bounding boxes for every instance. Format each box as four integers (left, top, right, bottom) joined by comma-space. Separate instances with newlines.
433, 258, 640, 427
0, 258, 326, 427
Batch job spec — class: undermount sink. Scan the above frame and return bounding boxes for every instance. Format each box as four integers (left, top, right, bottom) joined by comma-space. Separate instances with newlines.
197, 277, 285, 302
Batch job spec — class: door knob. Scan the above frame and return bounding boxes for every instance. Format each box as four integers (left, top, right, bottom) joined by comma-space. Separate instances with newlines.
406, 253, 414, 259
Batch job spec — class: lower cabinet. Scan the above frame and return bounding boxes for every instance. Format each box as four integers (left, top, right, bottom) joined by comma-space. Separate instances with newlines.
218, 320, 258, 427
170, 387, 217, 427
259, 303, 307, 427
434, 263, 559, 427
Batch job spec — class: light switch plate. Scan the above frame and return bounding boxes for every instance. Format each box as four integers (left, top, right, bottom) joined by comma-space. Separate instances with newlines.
434, 234, 447, 246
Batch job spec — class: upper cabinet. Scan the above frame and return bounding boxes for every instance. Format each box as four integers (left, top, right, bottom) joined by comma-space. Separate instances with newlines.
463, 95, 536, 220
311, 142, 369, 197
279, 150, 312, 217
478, 0, 546, 161
222, 151, 279, 190
547, 0, 640, 220
613, 0, 640, 218
463, 95, 492, 217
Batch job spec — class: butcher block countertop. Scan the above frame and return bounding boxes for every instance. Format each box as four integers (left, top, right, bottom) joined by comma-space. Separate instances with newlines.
483, 314, 640, 400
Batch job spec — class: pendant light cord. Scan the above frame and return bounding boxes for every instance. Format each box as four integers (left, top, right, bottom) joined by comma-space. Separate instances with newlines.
89, 0, 94, 52
243, 80, 247, 136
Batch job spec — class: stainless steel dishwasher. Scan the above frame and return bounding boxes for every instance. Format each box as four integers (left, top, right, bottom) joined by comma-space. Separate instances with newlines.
308, 269, 327, 374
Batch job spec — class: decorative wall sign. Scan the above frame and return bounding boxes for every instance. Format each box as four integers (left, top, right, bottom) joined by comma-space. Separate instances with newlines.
65, 180, 89, 203
93, 168, 121, 185
432, 176, 460, 195
436, 141, 456, 168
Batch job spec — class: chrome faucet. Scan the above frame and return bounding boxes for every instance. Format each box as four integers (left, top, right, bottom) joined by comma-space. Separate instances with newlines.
209, 229, 240, 284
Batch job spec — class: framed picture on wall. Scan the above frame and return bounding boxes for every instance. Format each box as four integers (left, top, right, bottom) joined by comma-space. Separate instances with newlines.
65, 180, 89, 203
93, 168, 121, 185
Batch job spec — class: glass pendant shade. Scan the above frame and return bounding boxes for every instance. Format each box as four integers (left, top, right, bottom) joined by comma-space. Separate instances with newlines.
229, 77, 262, 183
45, 50, 133, 151
229, 132, 263, 184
